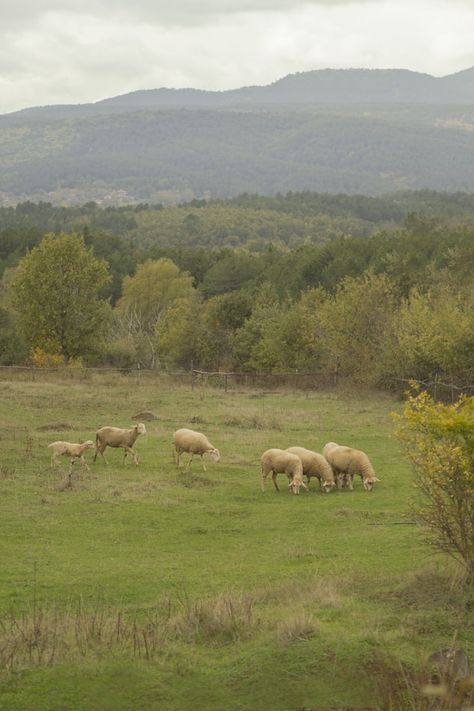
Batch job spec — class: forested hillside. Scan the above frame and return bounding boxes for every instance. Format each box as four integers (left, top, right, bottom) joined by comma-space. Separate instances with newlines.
0, 192, 473, 389
1, 67, 474, 205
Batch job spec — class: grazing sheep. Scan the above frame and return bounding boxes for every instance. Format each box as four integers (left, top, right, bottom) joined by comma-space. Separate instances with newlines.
286, 446, 336, 493
260, 448, 308, 495
48, 440, 95, 470
93, 423, 146, 465
173, 428, 220, 471
323, 442, 380, 491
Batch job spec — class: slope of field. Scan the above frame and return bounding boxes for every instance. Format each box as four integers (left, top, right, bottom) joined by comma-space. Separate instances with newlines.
0, 374, 471, 710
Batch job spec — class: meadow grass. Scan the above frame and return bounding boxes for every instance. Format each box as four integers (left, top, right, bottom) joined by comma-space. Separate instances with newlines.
0, 374, 472, 710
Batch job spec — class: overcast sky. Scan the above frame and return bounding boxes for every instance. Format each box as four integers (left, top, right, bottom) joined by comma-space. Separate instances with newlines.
1, 0, 473, 114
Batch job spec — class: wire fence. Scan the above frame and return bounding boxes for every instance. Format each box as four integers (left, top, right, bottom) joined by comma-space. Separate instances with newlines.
0, 364, 471, 400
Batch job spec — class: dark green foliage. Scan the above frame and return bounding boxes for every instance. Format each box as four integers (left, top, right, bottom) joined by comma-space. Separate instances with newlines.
1, 105, 474, 203
11, 233, 111, 362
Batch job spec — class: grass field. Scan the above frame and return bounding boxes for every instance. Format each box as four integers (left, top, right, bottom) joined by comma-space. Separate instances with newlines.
0, 374, 472, 711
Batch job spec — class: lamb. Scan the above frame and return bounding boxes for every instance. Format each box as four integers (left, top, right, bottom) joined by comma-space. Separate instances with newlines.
93, 423, 146, 465
173, 428, 220, 471
48, 440, 95, 471
322, 442, 380, 491
286, 446, 336, 493
260, 448, 308, 495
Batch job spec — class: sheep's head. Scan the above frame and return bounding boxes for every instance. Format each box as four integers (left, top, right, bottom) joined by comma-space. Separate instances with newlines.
135, 423, 147, 435
363, 476, 380, 491
322, 480, 336, 493
209, 448, 220, 462
84, 440, 95, 449
288, 478, 308, 495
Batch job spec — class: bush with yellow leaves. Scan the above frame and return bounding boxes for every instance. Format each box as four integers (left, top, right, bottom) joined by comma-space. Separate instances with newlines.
393, 387, 474, 582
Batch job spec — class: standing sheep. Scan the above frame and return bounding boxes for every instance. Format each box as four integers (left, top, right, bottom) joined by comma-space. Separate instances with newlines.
286, 446, 336, 492
323, 442, 380, 491
48, 440, 95, 470
48, 440, 95, 487
173, 428, 220, 471
93, 423, 146, 465
260, 448, 308, 495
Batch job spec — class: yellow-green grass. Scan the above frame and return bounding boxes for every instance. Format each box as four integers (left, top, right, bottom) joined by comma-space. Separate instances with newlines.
0, 376, 471, 710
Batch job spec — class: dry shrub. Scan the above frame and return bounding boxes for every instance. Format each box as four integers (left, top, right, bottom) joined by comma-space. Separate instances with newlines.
0, 465, 16, 479
365, 649, 474, 711
277, 613, 321, 643
167, 592, 259, 644
0, 603, 166, 669
0, 591, 260, 669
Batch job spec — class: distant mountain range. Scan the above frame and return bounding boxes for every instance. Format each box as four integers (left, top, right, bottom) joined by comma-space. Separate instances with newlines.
5, 67, 474, 121
1, 68, 474, 205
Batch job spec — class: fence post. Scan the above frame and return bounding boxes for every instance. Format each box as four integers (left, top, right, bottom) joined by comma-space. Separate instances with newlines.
224, 374, 228, 393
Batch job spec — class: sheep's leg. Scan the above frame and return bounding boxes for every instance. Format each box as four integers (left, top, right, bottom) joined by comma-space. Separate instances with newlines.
80, 456, 90, 472
51, 453, 57, 468
95, 445, 109, 464
271, 471, 280, 492
347, 473, 354, 491
122, 446, 138, 465
201, 454, 207, 472
261, 467, 268, 492
187, 453, 193, 471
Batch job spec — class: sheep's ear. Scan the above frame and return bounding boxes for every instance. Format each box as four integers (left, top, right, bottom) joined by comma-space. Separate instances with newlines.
373, 477, 380, 482
302, 482, 308, 490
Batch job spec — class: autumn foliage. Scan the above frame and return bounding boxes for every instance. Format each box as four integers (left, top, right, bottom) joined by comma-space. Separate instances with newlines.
393, 388, 474, 580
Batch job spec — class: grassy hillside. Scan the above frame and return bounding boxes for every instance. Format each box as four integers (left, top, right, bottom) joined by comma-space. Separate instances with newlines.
0, 374, 472, 710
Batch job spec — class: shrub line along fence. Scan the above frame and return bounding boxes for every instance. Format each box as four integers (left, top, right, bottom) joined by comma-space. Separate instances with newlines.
0, 365, 471, 400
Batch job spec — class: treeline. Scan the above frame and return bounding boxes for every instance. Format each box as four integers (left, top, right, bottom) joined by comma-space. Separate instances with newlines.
0, 201, 473, 390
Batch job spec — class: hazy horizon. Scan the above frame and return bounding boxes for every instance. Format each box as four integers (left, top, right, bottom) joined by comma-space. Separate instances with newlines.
1, 0, 474, 114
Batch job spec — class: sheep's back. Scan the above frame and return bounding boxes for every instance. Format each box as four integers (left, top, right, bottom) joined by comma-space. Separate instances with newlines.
173, 428, 210, 453
286, 446, 332, 478
261, 448, 302, 476
327, 446, 373, 476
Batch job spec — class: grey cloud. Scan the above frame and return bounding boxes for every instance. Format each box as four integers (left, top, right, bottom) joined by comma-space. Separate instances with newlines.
1, 0, 368, 27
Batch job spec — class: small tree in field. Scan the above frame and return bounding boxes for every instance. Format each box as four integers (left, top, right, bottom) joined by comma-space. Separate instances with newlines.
393, 389, 474, 580
12, 233, 111, 363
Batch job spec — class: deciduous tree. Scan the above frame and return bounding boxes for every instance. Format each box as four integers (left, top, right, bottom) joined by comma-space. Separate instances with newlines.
12, 232, 111, 363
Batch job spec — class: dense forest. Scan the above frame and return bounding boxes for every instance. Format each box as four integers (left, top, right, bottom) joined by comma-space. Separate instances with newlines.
1, 71, 474, 205
0, 191, 473, 390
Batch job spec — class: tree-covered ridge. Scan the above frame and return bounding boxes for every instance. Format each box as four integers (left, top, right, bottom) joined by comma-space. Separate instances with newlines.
1, 105, 474, 205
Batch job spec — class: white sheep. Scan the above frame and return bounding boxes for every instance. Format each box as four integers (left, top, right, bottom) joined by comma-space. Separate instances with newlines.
286, 446, 336, 493
173, 428, 220, 471
323, 442, 380, 491
93, 423, 146, 465
48, 440, 95, 470
322, 441, 347, 488
260, 448, 308, 495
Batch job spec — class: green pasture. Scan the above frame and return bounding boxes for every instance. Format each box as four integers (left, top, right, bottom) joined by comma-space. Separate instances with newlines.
0, 375, 471, 710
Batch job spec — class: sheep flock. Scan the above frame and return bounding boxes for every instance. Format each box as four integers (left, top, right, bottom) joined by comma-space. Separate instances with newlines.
46, 419, 379, 495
